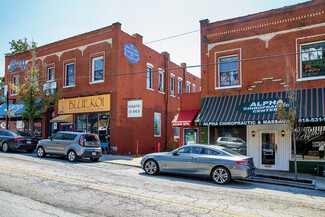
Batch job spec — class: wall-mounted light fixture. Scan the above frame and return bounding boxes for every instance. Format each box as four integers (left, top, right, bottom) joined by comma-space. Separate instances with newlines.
252, 131, 255, 137
281, 130, 285, 137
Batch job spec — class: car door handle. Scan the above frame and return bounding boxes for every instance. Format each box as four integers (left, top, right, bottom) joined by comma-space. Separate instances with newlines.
192, 156, 198, 159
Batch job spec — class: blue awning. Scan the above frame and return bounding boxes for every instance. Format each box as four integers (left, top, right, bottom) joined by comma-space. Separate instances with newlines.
0, 99, 43, 118
195, 87, 325, 126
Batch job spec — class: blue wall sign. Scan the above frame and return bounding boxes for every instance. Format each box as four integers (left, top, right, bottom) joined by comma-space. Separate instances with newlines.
123, 43, 140, 64
8, 59, 26, 72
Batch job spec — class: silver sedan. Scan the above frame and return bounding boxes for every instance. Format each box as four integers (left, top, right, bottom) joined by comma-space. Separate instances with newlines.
141, 144, 255, 184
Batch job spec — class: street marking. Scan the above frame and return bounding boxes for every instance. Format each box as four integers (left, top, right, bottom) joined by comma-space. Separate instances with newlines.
0, 165, 256, 217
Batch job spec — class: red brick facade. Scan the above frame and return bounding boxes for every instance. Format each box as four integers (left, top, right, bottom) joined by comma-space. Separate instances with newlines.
200, 0, 325, 97
4, 22, 200, 154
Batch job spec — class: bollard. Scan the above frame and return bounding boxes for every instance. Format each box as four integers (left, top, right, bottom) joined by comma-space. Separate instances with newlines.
136, 140, 139, 157
158, 142, 160, 153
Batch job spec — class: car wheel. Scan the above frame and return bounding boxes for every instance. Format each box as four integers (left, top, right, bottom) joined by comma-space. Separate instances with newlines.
37, 146, 46, 158
211, 166, 231, 185
90, 158, 99, 162
144, 159, 159, 175
67, 150, 77, 162
2, 143, 9, 152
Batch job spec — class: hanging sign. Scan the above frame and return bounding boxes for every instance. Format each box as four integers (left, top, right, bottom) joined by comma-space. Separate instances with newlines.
123, 43, 140, 64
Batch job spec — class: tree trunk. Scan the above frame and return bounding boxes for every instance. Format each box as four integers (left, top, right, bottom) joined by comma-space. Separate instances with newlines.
29, 118, 34, 138
293, 132, 298, 180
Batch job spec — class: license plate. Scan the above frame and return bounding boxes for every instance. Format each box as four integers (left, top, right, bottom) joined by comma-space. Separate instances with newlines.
92, 152, 96, 156
27, 141, 31, 144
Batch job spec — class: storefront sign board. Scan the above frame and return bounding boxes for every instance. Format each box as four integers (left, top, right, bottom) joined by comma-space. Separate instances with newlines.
58, 94, 110, 114
127, 100, 142, 118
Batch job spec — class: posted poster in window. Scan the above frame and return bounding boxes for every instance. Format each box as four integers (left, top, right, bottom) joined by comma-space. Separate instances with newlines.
127, 100, 142, 118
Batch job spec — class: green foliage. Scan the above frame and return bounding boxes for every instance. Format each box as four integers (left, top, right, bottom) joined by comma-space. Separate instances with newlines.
6, 38, 37, 55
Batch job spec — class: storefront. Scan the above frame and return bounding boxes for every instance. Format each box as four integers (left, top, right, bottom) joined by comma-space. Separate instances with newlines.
195, 87, 325, 172
53, 94, 110, 152
172, 110, 199, 146
0, 100, 43, 137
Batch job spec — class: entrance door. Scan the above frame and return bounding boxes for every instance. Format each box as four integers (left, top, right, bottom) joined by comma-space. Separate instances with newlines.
184, 128, 199, 145
260, 132, 277, 169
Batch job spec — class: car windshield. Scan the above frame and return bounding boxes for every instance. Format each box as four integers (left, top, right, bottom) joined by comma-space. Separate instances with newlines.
85, 134, 99, 142
10, 130, 30, 137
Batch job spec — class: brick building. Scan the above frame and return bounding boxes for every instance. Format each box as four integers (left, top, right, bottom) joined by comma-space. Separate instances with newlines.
196, 0, 325, 172
3, 22, 200, 155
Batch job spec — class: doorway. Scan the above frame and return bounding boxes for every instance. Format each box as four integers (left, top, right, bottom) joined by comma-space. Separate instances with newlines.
260, 131, 277, 169
184, 128, 199, 145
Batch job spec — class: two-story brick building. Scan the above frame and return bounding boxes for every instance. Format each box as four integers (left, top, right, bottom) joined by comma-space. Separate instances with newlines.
3, 22, 200, 155
197, 0, 325, 172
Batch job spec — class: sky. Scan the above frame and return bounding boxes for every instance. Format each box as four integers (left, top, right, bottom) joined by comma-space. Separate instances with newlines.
0, 0, 309, 78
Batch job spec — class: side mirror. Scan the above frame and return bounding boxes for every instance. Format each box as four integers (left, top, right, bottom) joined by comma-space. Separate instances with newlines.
171, 150, 179, 155
48, 136, 53, 140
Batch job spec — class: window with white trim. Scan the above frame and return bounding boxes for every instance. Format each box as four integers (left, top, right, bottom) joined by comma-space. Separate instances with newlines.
65, 63, 75, 87
192, 84, 196, 93
219, 55, 239, 87
12, 75, 18, 95
186, 81, 191, 93
154, 113, 161, 137
301, 41, 325, 79
158, 69, 164, 92
47, 67, 54, 82
147, 64, 153, 89
170, 74, 175, 96
92, 56, 104, 82
178, 78, 182, 96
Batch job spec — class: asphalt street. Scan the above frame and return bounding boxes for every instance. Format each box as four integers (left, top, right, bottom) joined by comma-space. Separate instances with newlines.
0, 152, 324, 217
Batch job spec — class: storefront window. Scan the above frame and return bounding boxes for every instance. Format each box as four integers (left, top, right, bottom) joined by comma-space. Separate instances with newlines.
98, 112, 110, 143
87, 113, 98, 133
174, 127, 179, 138
210, 126, 247, 155
295, 124, 325, 160
77, 114, 86, 132
200, 127, 209, 144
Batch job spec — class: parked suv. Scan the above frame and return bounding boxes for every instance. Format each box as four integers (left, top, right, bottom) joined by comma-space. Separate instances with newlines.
216, 137, 246, 149
36, 132, 102, 162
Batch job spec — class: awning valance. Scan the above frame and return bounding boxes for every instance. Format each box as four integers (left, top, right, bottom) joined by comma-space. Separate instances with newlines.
50, 115, 73, 123
172, 110, 199, 127
195, 87, 325, 126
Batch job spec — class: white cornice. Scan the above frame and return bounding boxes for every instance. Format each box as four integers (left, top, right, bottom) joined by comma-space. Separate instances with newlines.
207, 22, 325, 53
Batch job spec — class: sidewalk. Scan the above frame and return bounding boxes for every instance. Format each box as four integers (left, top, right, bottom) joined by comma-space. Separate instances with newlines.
100, 154, 325, 191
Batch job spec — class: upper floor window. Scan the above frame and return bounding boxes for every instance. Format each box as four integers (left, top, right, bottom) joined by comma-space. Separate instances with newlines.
147, 64, 153, 89
219, 55, 239, 87
92, 56, 104, 82
12, 75, 18, 95
186, 81, 191, 93
170, 75, 175, 96
301, 41, 325, 79
178, 78, 182, 96
47, 67, 54, 82
192, 84, 196, 93
65, 63, 75, 87
158, 69, 164, 92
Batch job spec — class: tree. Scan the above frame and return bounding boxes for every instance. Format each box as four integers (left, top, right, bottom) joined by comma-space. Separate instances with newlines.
9, 39, 60, 137
275, 72, 303, 180
6, 38, 36, 55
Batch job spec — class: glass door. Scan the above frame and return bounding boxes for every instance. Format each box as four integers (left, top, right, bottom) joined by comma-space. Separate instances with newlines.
260, 132, 277, 169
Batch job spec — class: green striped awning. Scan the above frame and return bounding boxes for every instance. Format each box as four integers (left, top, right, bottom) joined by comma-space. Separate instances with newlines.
195, 87, 325, 126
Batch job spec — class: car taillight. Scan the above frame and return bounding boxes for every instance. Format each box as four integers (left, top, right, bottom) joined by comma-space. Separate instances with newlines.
79, 135, 84, 146
236, 161, 251, 166
15, 138, 24, 142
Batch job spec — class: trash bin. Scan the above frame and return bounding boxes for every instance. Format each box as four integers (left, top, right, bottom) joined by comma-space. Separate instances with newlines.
316, 165, 325, 176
